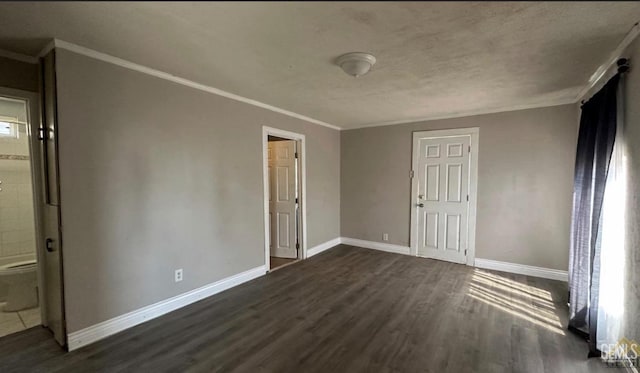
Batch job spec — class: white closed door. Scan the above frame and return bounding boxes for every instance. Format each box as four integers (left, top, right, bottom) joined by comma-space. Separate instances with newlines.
268, 140, 297, 259
413, 133, 472, 264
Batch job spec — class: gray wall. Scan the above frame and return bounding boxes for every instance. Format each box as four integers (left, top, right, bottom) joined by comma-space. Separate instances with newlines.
54, 49, 340, 333
341, 105, 577, 270
621, 36, 640, 348
0, 56, 38, 92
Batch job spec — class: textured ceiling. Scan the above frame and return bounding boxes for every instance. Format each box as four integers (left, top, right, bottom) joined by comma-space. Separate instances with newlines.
0, 2, 639, 129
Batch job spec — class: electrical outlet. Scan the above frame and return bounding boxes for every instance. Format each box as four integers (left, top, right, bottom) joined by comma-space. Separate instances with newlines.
174, 269, 183, 282
383, 233, 389, 241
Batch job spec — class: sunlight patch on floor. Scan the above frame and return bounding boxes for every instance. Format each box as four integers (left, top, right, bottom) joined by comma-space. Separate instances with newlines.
467, 269, 565, 335
471, 273, 555, 309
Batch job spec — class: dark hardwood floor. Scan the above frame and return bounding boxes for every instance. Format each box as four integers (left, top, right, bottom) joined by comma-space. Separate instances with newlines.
0, 245, 610, 372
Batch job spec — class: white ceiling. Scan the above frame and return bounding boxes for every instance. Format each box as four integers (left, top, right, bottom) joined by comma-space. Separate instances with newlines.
0, 2, 639, 129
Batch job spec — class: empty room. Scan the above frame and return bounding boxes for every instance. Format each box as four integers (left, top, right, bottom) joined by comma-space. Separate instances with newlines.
0, 2, 639, 372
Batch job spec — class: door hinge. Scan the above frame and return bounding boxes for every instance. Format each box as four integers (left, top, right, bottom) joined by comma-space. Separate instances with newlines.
410, 170, 414, 178
295, 152, 298, 159
466, 195, 469, 202
296, 243, 300, 250
295, 197, 298, 204
468, 145, 471, 153
38, 127, 46, 141
465, 249, 467, 255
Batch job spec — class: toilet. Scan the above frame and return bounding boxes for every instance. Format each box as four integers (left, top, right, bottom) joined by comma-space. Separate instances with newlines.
0, 259, 38, 312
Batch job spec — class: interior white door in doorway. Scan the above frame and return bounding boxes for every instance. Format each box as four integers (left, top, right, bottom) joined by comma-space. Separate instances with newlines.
268, 140, 297, 259
410, 128, 478, 265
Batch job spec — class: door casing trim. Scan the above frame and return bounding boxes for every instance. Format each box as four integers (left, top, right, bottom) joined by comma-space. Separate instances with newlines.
410, 127, 479, 266
262, 126, 307, 271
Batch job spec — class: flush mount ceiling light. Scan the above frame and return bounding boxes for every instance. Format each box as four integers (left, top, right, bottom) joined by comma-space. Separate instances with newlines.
336, 52, 377, 77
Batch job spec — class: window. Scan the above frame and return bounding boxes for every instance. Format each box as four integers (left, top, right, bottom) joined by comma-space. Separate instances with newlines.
0, 119, 18, 139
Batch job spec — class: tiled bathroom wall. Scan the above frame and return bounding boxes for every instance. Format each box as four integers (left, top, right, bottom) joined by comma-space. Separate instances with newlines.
0, 168, 35, 260
0, 99, 36, 262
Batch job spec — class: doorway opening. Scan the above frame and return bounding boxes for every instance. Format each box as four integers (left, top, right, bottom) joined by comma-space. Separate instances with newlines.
0, 93, 41, 337
262, 127, 306, 272
0, 75, 66, 347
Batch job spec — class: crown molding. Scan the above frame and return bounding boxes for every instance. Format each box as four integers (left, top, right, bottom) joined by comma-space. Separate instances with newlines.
36, 39, 56, 58
47, 39, 341, 131
346, 97, 577, 130
0, 48, 38, 64
575, 21, 640, 103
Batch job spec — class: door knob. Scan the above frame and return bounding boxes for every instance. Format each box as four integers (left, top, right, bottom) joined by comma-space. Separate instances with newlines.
416, 203, 424, 208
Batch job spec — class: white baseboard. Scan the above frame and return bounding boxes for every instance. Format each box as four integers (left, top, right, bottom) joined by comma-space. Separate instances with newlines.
67, 265, 266, 351
474, 258, 568, 282
339, 237, 568, 282
340, 237, 411, 256
307, 237, 341, 258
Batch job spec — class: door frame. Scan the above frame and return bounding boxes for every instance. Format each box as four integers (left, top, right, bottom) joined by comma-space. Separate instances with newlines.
410, 127, 479, 266
0, 86, 50, 328
262, 126, 307, 271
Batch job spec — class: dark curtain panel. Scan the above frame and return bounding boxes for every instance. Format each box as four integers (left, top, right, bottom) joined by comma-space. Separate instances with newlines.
568, 74, 619, 355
